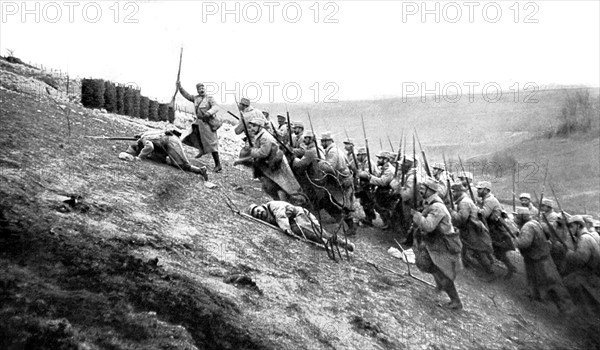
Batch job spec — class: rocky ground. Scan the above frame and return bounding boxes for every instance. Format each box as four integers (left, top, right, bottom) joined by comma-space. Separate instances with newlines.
1, 59, 599, 350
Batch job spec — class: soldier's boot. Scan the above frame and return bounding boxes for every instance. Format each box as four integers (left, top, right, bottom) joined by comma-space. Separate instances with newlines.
443, 284, 463, 310
498, 254, 517, 280
336, 239, 355, 252
432, 273, 444, 294
189, 165, 209, 181
478, 253, 497, 282
345, 217, 357, 236
212, 152, 222, 173
380, 213, 391, 230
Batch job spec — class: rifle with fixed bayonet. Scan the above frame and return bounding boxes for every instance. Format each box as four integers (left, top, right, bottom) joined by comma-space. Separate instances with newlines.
361, 115, 373, 174
401, 131, 407, 186
235, 96, 252, 147
512, 164, 516, 212
85, 135, 139, 141
458, 155, 489, 231
394, 130, 403, 178
537, 161, 549, 221
306, 110, 321, 159
387, 135, 395, 153
170, 46, 183, 108
458, 155, 475, 202
442, 152, 455, 211
268, 120, 294, 155
345, 127, 359, 177
414, 128, 432, 178
286, 106, 293, 147
550, 184, 577, 249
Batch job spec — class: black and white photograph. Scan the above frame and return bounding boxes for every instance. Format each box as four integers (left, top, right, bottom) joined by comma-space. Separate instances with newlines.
1, 1, 599, 349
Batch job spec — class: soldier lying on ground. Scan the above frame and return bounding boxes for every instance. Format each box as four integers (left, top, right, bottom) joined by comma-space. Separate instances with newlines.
246, 200, 355, 252
122, 128, 208, 180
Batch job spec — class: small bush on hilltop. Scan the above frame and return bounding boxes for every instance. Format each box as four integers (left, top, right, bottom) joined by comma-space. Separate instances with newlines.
139, 96, 149, 119
148, 100, 159, 121
115, 85, 125, 114
158, 103, 169, 121
552, 89, 600, 137
81, 79, 104, 109
104, 81, 117, 113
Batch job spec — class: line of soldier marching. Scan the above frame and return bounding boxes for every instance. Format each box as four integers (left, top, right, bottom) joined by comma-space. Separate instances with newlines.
122, 85, 600, 313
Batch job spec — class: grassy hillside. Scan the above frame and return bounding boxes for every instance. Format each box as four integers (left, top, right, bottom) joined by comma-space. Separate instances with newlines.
470, 134, 600, 215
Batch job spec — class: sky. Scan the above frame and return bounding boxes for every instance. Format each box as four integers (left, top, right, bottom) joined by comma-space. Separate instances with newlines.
1, 0, 599, 104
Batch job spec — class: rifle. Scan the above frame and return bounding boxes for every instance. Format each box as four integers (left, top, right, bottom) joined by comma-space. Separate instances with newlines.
225, 110, 239, 120
235, 96, 252, 147
550, 184, 577, 249
361, 115, 373, 174
512, 164, 516, 212
401, 130, 407, 186
286, 106, 293, 147
170, 46, 183, 107
85, 136, 139, 141
458, 154, 488, 230
442, 152, 455, 211
412, 134, 418, 208
458, 155, 475, 202
306, 110, 321, 159
344, 127, 359, 176
537, 161, 549, 221
409, 134, 421, 244
414, 128, 432, 178
541, 211, 568, 249
387, 135, 395, 153
394, 130, 403, 178
269, 120, 294, 155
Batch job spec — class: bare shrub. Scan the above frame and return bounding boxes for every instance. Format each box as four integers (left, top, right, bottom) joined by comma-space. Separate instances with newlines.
553, 89, 600, 137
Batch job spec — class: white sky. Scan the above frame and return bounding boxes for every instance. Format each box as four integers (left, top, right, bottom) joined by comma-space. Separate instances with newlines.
1, 0, 599, 103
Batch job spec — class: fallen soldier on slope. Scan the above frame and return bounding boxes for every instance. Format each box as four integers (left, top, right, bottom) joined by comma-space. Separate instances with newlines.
246, 200, 355, 252
119, 127, 209, 180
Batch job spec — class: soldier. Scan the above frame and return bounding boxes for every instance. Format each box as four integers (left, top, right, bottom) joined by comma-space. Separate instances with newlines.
125, 128, 208, 180
392, 156, 423, 240
594, 220, 600, 235
561, 215, 600, 311
456, 171, 473, 188
431, 162, 450, 201
234, 97, 266, 142
412, 179, 464, 310
177, 82, 222, 172
246, 201, 355, 252
519, 193, 539, 217
450, 182, 495, 279
235, 116, 300, 202
319, 131, 356, 235
353, 147, 376, 226
539, 199, 559, 223
476, 181, 517, 279
275, 114, 288, 141
342, 139, 355, 158
291, 121, 305, 148
512, 207, 576, 313
359, 151, 396, 230
291, 130, 322, 175
262, 110, 274, 133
